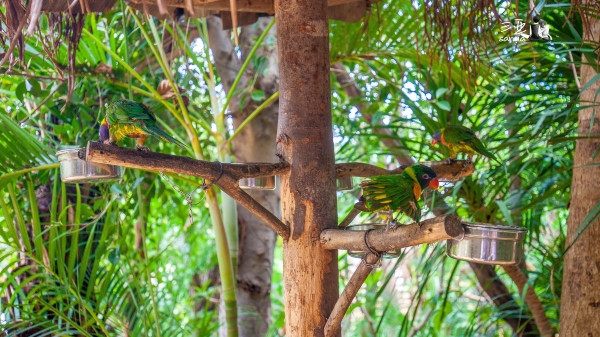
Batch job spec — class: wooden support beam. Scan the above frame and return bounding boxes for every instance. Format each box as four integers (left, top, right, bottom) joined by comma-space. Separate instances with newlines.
321, 215, 464, 251
335, 160, 475, 180
324, 253, 380, 337
275, 0, 339, 333
323, 215, 464, 337
82, 141, 290, 239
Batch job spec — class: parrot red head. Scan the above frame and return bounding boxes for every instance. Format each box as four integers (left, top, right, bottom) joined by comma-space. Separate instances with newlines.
407, 165, 439, 190
431, 130, 442, 146
99, 117, 110, 144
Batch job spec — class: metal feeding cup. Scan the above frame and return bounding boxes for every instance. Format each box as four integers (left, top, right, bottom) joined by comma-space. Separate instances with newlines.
446, 222, 527, 265
336, 176, 353, 191
56, 148, 124, 184
239, 176, 276, 190
346, 224, 401, 259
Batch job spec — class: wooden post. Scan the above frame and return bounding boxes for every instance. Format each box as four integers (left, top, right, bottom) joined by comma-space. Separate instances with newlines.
275, 0, 338, 334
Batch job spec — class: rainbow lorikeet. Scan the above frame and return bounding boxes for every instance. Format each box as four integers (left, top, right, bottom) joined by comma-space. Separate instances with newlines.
99, 99, 188, 151
431, 125, 501, 165
360, 164, 439, 230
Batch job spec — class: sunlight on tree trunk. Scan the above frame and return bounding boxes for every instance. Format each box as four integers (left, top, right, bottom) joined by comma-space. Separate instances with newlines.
560, 14, 600, 337
275, 0, 339, 334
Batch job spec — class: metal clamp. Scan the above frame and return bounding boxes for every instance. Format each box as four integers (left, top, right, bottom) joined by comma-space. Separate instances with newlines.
202, 161, 225, 190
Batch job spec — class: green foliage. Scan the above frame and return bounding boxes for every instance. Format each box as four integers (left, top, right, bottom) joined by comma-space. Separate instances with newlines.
0, 0, 597, 335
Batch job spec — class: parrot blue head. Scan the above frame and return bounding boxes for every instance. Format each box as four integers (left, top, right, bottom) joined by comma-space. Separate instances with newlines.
99, 117, 110, 144
431, 130, 442, 146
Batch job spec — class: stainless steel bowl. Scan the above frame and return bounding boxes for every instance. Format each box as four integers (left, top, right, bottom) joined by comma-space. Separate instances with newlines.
239, 176, 276, 190
446, 222, 527, 265
346, 224, 401, 259
336, 176, 353, 191
56, 148, 124, 183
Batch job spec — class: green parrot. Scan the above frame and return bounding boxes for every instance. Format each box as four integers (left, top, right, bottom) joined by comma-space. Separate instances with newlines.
431, 124, 501, 165
99, 99, 188, 151
360, 164, 439, 230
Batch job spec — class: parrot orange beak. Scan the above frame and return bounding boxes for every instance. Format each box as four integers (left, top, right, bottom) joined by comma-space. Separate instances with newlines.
431, 139, 438, 146
429, 179, 439, 189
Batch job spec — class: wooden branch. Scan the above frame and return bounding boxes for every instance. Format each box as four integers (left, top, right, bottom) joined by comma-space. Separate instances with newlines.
321, 215, 463, 251
338, 201, 367, 229
218, 181, 290, 240
324, 253, 380, 337
503, 265, 554, 337
82, 141, 290, 239
82, 142, 289, 180
335, 160, 474, 180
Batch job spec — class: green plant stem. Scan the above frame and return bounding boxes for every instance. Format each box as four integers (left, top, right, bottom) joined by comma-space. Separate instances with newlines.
206, 187, 238, 336
120, 0, 133, 100
225, 90, 279, 148
140, 201, 162, 337
81, 29, 214, 137
0, 163, 59, 181
219, 17, 276, 121
129, 10, 207, 158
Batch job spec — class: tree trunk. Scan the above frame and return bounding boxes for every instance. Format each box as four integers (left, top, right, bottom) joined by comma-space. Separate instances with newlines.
559, 15, 600, 337
275, 0, 339, 334
233, 19, 280, 337
207, 16, 280, 336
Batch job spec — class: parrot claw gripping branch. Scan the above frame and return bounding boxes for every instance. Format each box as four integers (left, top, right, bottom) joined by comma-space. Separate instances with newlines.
81, 141, 475, 335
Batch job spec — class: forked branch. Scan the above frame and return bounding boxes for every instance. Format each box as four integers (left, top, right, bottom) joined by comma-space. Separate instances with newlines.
323, 215, 464, 336
82, 141, 290, 239
324, 253, 380, 337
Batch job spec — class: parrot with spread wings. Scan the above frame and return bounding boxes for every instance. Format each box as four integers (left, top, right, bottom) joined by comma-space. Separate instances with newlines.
431, 124, 501, 165
360, 164, 439, 231
99, 99, 188, 151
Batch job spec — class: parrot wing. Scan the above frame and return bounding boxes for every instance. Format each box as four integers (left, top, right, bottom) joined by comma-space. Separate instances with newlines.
445, 125, 503, 165
361, 175, 422, 223
107, 100, 156, 125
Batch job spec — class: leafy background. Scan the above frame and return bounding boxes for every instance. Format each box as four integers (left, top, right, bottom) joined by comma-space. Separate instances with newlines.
0, 0, 596, 335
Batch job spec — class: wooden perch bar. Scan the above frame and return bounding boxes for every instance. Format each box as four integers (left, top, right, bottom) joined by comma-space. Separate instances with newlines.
81, 141, 289, 180
324, 253, 380, 337
321, 215, 464, 251
82, 141, 290, 239
335, 160, 474, 180
338, 201, 368, 229
323, 215, 463, 336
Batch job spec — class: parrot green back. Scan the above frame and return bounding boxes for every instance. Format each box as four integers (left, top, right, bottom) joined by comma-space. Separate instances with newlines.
106, 99, 156, 125
443, 125, 501, 164
106, 99, 189, 150
360, 173, 422, 223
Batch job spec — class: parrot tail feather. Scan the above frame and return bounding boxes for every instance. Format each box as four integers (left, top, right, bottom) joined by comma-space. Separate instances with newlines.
142, 124, 190, 151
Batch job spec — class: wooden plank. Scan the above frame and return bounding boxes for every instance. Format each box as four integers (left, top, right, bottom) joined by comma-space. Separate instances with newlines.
42, 0, 117, 12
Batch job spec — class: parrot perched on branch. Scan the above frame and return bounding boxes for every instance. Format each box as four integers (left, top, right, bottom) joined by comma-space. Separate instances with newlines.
360, 164, 439, 230
99, 99, 188, 151
431, 125, 501, 165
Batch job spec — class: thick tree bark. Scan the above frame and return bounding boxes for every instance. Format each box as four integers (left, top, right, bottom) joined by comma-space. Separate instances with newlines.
559, 14, 600, 336
207, 16, 281, 337
275, 0, 339, 334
